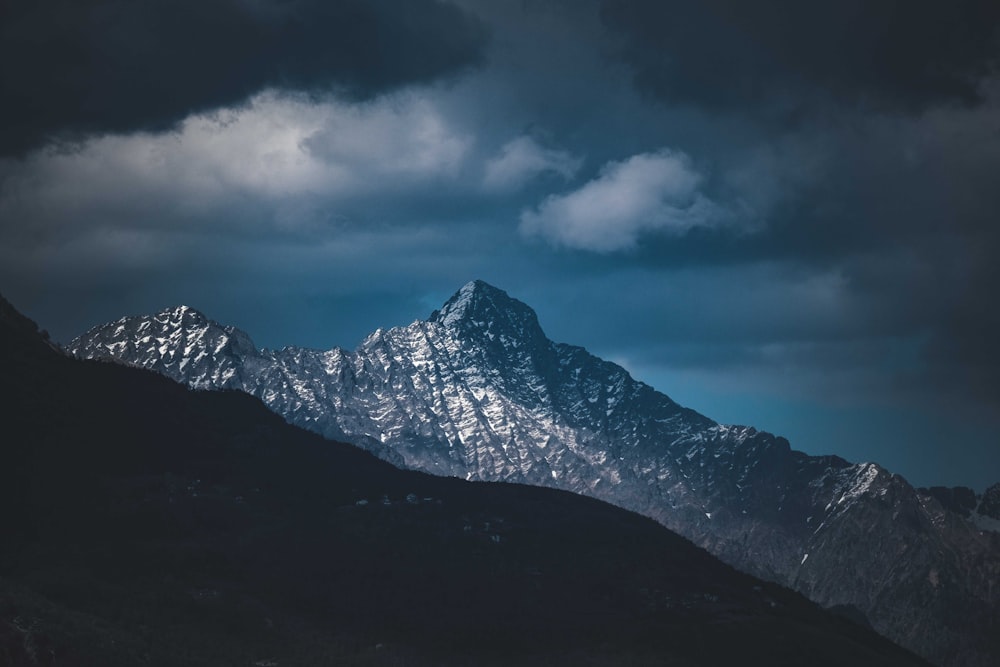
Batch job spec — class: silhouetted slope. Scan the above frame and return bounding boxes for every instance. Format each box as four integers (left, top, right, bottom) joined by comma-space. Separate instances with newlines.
67, 281, 1000, 666
1, 293, 928, 666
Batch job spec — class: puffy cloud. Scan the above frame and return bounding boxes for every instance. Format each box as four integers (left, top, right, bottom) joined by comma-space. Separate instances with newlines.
519, 149, 723, 251
303, 96, 473, 185
0, 91, 475, 240
482, 136, 581, 191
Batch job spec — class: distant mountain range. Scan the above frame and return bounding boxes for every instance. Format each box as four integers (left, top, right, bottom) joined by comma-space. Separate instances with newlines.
0, 292, 933, 666
68, 280, 1000, 667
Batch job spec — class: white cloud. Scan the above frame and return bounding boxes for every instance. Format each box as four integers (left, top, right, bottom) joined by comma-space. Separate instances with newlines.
0, 90, 475, 240
172, 91, 474, 198
519, 149, 722, 252
302, 95, 472, 186
482, 135, 581, 191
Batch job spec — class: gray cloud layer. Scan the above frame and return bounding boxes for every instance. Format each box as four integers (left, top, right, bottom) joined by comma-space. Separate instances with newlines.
0, 0, 487, 156
601, 0, 1000, 112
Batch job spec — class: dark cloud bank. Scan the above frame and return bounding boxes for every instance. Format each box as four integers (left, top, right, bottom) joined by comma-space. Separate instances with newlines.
596, 0, 1000, 412
601, 0, 1000, 111
0, 0, 487, 156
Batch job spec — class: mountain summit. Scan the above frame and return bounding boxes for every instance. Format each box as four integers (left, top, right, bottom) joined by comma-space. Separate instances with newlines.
69, 281, 1000, 667
3, 290, 935, 666
431, 279, 546, 341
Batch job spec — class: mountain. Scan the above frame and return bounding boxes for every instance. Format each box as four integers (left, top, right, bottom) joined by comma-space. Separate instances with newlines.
0, 293, 932, 666
69, 280, 1000, 667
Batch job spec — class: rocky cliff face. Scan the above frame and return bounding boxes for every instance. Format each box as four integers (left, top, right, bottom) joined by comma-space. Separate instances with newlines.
69, 280, 1000, 667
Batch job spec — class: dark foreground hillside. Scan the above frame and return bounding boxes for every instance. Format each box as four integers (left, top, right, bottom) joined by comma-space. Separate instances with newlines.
0, 295, 928, 666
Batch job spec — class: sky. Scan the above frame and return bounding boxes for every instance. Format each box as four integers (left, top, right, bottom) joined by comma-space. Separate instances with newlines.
2, 0, 999, 490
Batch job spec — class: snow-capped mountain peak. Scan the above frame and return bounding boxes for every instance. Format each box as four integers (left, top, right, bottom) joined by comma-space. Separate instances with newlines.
74, 304, 258, 389
430, 279, 548, 350
67, 280, 1000, 667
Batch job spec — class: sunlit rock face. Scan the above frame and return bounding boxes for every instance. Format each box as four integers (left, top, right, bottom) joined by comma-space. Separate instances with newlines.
71, 280, 1000, 667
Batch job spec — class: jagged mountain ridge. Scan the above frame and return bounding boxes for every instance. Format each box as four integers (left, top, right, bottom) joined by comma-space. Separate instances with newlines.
4, 291, 933, 666
69, 280, 1000, 667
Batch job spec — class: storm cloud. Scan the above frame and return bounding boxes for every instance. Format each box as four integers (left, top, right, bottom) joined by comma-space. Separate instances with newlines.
600, 0, 1000, 112
0, 0, 487, 156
